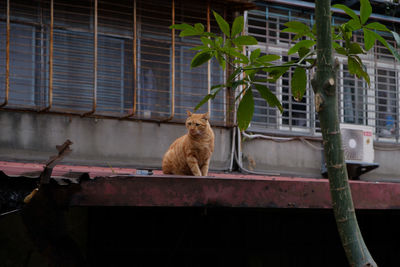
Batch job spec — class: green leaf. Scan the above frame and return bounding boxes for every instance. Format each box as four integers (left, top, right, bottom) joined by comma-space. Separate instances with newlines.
306, 58, 315, 66
250, 48, 261, 62
268, 66, 290, 82
180, 28, 200, 37
283, 21, 309, 32
346, 18, 362, 31
231, 16, 244, 38
257, 54, 280, 63
348, 42, 365, 54
386, 41, 400, 63
347, 56, 360, 76
237, 89, 254, 131
291, 67, 307, 101
332, 4, 359, 21
215, 36, 223, 47
298, 47, 310, 59
233, 35, 258, 46
201, 37, 213, 47
332, 42, 341, 49
194, 23, 205, 34
335, 46, 348, 56
244, 69, 257, 77
392, 31, 400, 46
360, 0, 372, 25
254, 84, 283, 113
190, 45, 207, 51
288, 40, 316, 55
210, 84, 225, 96
371, 31, 400, 62
363, 28, 376, 51
195, 94, 212, 111
226, 48, 249, 64
191, 51, 213, 68
170, 23, 194, 30
347, 56, 370, 86
230, 79, 247, 90
215, 52, 226, 70
213, 10, 230, 37
359, 68, 370, 86
228, 67, 242, 81
364, 22, 390, 32
203, 32, 217, 38
196, 87, 225, 109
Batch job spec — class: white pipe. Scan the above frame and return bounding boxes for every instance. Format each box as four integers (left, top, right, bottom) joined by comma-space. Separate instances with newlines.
228, 127, 236, 172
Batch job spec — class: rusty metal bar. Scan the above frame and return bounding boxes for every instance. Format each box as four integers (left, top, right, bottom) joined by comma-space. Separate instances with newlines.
83, 0, 98, 117
40, 0, 53, 112
207, 1, 211, 115
0, 0, 10, 108
121, 0, 137, 119
163, 0, 175, 122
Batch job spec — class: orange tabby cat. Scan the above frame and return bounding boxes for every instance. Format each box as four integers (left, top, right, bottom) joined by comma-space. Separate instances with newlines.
162, 111, 214, 176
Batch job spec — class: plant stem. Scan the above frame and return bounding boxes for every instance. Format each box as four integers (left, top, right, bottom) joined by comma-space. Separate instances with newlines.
312, 1, 377, 266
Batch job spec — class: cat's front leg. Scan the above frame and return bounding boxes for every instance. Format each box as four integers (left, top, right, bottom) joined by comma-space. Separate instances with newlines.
187, 156, 202, 176
201, 158, 210, 176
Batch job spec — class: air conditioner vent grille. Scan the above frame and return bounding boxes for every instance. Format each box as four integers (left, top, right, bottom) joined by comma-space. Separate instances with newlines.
342, 128, 364, 161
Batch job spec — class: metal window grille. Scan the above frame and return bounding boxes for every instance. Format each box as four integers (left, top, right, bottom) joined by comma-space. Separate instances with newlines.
339, 64, 368, 125
251, 67, 278, 129
247, 4, 400, 144
247, 8, 316, 134
0, 0, 232, 126
375, 68, 398, 140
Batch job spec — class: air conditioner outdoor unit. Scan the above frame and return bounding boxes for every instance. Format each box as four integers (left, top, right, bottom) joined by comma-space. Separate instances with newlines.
340, 124, 374, 163
321, 124, 379, 179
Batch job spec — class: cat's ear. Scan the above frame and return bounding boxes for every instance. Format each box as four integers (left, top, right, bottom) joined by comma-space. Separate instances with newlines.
186, 110, 192, 117
202, 112, 210, 120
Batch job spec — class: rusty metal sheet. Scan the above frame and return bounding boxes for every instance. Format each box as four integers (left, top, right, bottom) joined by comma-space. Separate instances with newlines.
3, 161, 400, 210
0, 161, 136, 178
69, 175, 400, 210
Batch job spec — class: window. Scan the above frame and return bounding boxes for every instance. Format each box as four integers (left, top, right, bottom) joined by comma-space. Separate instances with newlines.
246, 4, 400, 143
0, 1, 40, 108
0, 0, 231, 126
281, 56, 312, 130
339, 64, 368, 125
247, 8, 316, 133
376, 68, 398, 139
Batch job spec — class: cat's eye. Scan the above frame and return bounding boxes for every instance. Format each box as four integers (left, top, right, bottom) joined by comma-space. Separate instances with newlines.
187, 122, 192, 126
195, 123, 200, 126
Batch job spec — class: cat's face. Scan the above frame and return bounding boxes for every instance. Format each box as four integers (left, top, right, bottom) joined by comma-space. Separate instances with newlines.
186, 111, 210, 137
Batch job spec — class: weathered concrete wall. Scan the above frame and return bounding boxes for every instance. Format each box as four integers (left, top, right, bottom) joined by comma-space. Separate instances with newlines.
1, 110, 400, 180
241, 138, 323, 178
241, 137, 400, 181
0, 111, 232, 170
362, 148, 400, 182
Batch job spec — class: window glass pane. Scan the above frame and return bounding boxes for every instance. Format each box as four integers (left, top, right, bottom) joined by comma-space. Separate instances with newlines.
97, 0, 134, 115
376, 68, 398, 138
251, 68, 277, 128
137, 0, 172, 119
340, 65, 367, 125
53, 30, 94, 112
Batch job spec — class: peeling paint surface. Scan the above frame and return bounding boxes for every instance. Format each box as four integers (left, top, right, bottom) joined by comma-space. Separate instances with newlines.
1, 161, 400, 209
